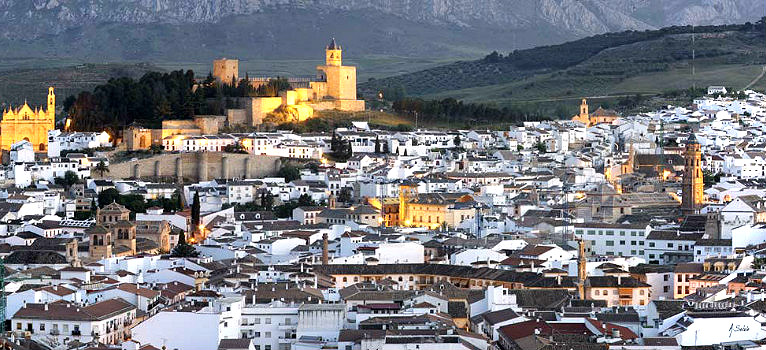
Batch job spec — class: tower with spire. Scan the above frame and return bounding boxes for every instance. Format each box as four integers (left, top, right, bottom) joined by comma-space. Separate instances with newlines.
314, 37, 364, 111
325, 38, 342, 67
682, 134, 704, 214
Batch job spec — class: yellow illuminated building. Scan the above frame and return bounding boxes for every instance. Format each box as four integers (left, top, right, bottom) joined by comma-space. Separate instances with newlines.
213, 38, 365, 127
571, 98, 619, 127
1, 87, 55, 151
396, 182, 477, 229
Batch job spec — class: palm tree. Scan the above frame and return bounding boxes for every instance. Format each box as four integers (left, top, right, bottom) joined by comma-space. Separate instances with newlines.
94, 160, 109, 177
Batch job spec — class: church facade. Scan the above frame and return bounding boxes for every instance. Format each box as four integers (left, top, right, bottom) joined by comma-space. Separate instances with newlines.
571, 98, 619, 127
1, 87, 56, 152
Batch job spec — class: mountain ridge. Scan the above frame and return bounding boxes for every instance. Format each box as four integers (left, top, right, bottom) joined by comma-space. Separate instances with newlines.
0, 0, 763, 60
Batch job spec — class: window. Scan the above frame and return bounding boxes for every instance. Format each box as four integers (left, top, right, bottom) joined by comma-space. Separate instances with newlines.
677, 275, 682, 282
265, 332, 271, 338
640, 290, 645, 295
40, 323, 45, 331
595, 290, 600, 295
685, 286, 689, 294
603, 290, 608, 295
649, 242, 655, 247
605, 241, 614, 246
667, 243, 673, 248
664, 275, 669, 281
619, 240, 625, 245
664, 286, 669, 293
265, 318, 271, 325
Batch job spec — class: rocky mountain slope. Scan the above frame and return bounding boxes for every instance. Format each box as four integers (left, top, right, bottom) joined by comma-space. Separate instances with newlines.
0, 0, 762, 60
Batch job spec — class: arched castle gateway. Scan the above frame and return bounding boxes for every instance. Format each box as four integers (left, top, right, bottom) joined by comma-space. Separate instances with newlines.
1, 87, 56, 151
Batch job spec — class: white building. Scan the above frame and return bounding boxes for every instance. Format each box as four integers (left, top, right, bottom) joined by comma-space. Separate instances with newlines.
47, 129, 111, 157
11, 299, 136, 346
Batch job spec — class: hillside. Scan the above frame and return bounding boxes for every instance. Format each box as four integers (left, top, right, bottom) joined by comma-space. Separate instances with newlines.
0, 63, 161, 110
361, 20, 766, 108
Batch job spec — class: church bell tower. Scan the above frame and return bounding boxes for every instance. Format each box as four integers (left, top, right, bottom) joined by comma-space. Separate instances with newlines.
325, 38, 342, 67
47, 86, 55, 120
682, 134, 704, 214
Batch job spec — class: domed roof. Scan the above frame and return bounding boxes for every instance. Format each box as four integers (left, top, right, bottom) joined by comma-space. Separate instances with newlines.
327, 37, 341, 50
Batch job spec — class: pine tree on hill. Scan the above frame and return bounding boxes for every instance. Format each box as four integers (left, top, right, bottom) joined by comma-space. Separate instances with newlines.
171, 231, 199, 258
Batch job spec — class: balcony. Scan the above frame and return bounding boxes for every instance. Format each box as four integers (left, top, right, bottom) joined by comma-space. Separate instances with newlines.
277, 322, 296, 330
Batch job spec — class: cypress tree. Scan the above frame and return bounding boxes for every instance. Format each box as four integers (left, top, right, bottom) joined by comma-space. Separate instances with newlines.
191, 191, 200, 233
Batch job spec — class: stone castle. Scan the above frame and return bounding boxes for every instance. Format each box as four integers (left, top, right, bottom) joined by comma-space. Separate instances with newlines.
125, 39, 365, 152
0, 87, 56, 152
214, 38, 365, 126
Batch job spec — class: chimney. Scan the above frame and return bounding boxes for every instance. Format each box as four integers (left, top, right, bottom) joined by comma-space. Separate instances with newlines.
322, 233, 329, 265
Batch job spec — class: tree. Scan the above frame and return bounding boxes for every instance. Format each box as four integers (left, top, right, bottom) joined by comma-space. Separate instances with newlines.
191, 192, 200, 234
277, 165, 301, 182
374, 136, 381, 154
703, 170, 721, 187
260, 192, 275, 211
98, 188, 121, 208
535, 141, 547, 153
55, 170, 80, 189
94, 160, 109, 177
171, 189, 183, 210
297, 194, 314, 207
337, 187, 352, 203
223, 142, 246, 153
453, 135, 461, 148
149, 144, 164, 154
171, 231, 199, 258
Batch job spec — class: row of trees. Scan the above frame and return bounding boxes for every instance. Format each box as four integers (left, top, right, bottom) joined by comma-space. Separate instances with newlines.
392, 97, 547, 124
97, 188, 183, 215
330, 131, 353, 161
64, 70, 292, 134
483, 18, 765, 71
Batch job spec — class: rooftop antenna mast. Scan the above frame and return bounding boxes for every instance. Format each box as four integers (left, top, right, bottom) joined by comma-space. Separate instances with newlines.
562, 175, 570, 244
692, 23, 696, 91
0, 257, 5, 334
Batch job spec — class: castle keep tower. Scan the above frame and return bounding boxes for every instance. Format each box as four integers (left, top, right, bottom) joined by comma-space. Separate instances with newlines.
213, 58, 239, 84
325, 38, 342, 67
0, 87, 56, 151
682, 134, 704, 214
313, 38, 364, 111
